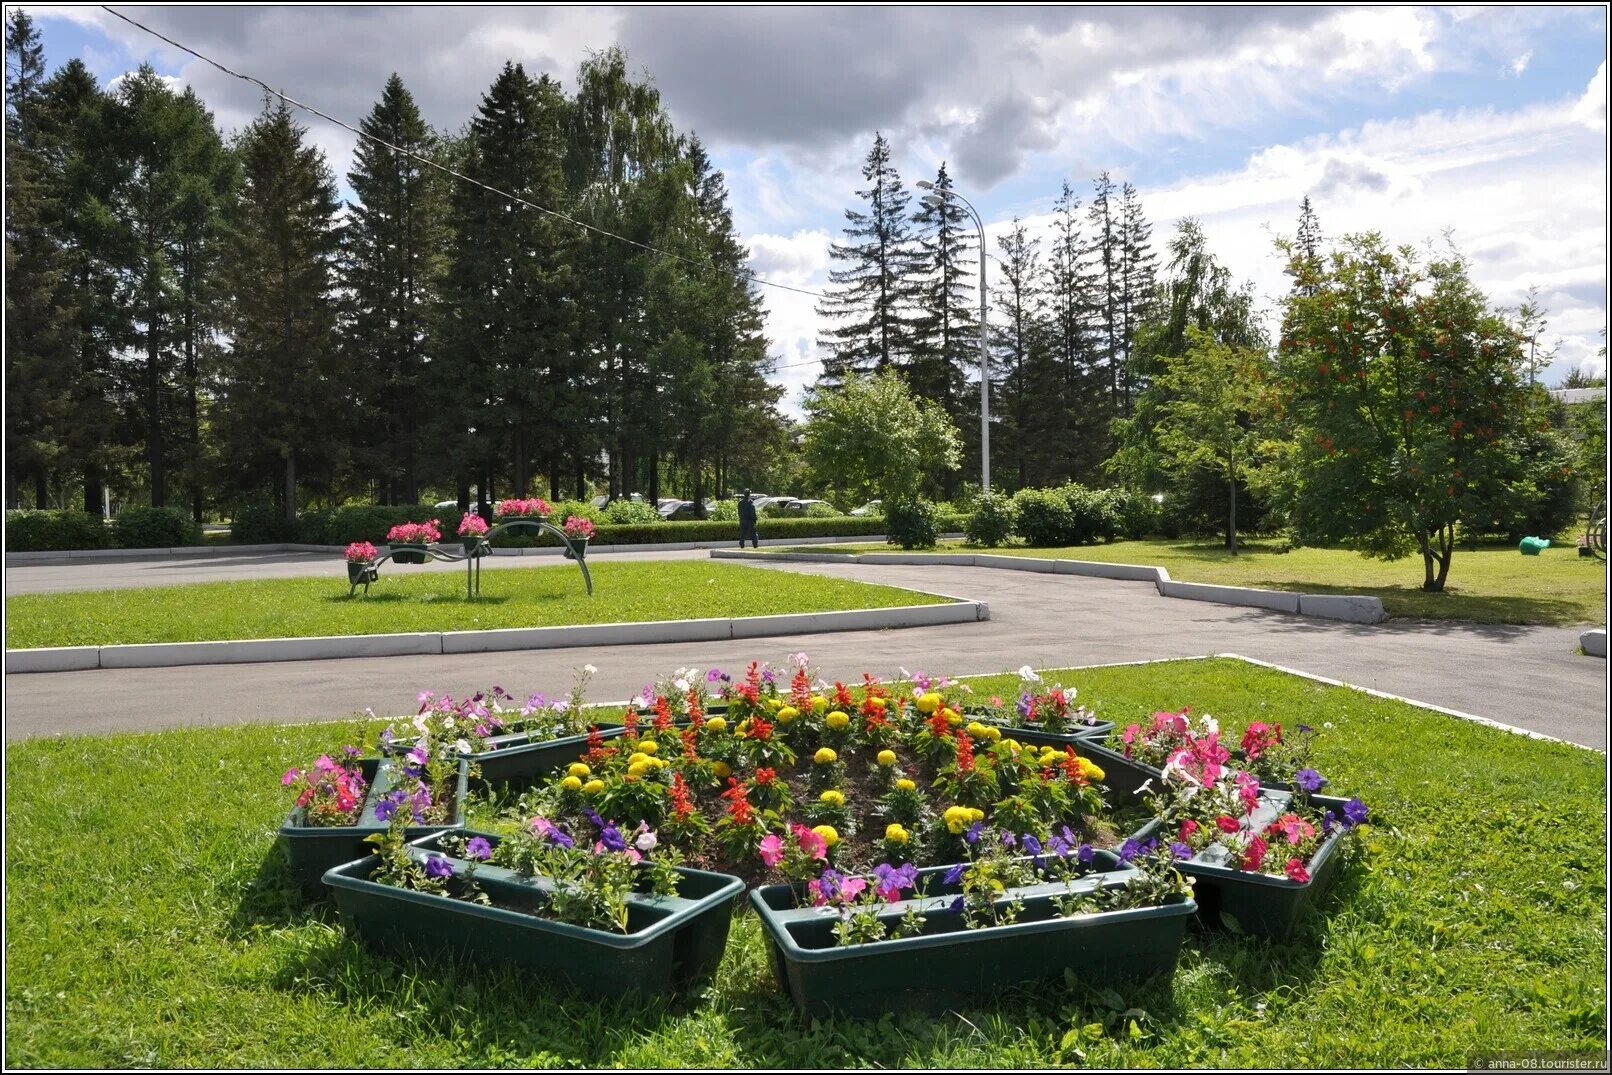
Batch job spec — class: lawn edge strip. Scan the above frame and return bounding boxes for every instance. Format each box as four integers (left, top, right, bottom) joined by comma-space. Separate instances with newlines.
712, 548, 1389, 624
2, 593, 987, 673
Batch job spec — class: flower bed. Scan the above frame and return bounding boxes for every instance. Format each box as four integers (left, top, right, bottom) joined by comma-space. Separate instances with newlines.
479, 656, 1150, 889
324, 823, 742, 1001
1112, 708, 1331, 794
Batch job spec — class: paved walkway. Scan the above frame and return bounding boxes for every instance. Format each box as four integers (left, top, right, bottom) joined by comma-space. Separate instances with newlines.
5, 555, 1604, 749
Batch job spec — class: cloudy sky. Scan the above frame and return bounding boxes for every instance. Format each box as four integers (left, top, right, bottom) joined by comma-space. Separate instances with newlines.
27, 5, 1609, 410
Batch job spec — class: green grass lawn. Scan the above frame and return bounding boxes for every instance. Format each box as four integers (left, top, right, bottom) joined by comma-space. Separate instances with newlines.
2, 561, 949, 649
6, 657, 1603, 1067
773, 538, 1608, 626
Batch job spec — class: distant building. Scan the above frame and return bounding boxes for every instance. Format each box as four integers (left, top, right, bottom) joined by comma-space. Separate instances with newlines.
1549, 387, 1607, 405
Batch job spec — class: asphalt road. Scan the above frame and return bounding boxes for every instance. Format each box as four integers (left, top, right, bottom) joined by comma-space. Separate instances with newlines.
5, 555, 1605, 749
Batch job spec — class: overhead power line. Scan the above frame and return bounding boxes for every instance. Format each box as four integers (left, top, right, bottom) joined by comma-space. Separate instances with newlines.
100, 5, 831, 303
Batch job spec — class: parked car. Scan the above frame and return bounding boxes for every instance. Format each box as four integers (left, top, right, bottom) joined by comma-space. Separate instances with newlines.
781, 499, 831, 513
849, 499, 882, 517
656, 499, 689, 519
663, 501, 704, 521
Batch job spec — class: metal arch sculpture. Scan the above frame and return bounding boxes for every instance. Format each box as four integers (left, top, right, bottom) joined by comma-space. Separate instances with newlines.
346, 517, 592, 599
1588, 501, 1608, 562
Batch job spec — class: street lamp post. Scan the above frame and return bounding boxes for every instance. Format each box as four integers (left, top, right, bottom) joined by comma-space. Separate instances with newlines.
918, 179, 990, 493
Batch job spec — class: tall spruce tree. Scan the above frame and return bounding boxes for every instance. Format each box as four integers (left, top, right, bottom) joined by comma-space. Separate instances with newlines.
5, 10, 71, 508
1293, 195, 1322, 295
214, 104, 344, 521
992, 219, 1044, 489
108, 65, 234, 512
1117, 180, 1156, 414
909, 162, 974, 416
1044, 179, 1105, 482
815, 132, 921, 385
344, 74, 449, 504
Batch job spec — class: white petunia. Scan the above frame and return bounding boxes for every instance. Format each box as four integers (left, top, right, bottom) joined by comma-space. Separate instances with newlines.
1018, 665, 1041, 682
455, 738, 471, 754
583, 664, 598, 675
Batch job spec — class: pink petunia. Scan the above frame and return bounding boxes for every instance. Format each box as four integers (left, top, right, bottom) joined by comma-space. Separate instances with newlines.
1284, 857, 1311, 884
758, 834, 784, 868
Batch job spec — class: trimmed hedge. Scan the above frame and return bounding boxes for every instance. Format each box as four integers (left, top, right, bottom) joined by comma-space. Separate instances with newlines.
112, 507, 201, 549
5, 510, 114, 552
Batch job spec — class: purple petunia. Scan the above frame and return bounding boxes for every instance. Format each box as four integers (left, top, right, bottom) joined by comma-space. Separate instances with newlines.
465, 836, 492, 861
964, 820, 985, 846
1294, 768, 1324, 793
948, 895, 965, 914
1321, 809, 1337, 836
1077, 843, 1095, 865
1000, 831, 1017, 849
1117, 837, 1142, 863
1296, 723, 1313, 735
1021, 834, 1042, 856
942, 863, 966, 886
596, 823, 628, 853
1342, 797, 1369, 827
1170, 841, 1194, 861
424, 855, 454, 880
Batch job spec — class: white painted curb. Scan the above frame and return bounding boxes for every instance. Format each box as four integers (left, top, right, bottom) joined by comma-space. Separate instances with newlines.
4, 597, 987, 673
1581, 628, 1607, 658
715, 548, 1387, 625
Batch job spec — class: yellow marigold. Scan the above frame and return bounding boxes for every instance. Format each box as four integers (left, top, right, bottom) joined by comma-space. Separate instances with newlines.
885, 823, 910, 844
895, 778, 916, 791
712, 761, 732, 779
582, 779, 605, 795
876, 749, 897, 766
814, 747, 838, 765
638, 739, 658, 755
945, 710, 963, 727
981, 725, 1002, 741
628, 752, 649, 766
915, 692, 942, 715
966, 721, 990, 738
812, 824, 840, 848
811, 695, 829, 714
825, 710, 850, 730
819, 789, 845, 807
705, 716, 727, 733
560, 775, 583, 791
868, 696, 888, 710
627, 760, 654, 779
1079, 758, 1106, 782
777, 705, 800, 723
567, 762, 591, 778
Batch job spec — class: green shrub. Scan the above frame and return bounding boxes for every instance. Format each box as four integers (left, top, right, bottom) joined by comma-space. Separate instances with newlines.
602, 499, 661, 525
112, 506, 201, 549
294, 507, 335, 546
1062, 484, 1121, 545
966, 491, 1016, 547
1106, 489, 1160, 541
4, 509, 114, 551
325, 504, 448, 545
1011, 487, 1075, 546
883, 497, 940, 550
802, 501, 840, 518
707, 499, 739, 522
231, 503, 297, 545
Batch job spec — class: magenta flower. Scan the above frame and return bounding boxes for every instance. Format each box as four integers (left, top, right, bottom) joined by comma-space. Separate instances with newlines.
758, 833, 784, 868
281, 768, 301, 786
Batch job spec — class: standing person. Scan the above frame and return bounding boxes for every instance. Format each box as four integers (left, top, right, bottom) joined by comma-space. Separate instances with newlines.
737, 490, 760, 549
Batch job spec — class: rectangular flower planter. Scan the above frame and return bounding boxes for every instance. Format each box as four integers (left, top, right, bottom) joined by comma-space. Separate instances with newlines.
1173, 792, 1353, 942
1005, 731, 1160, 801
325, 831, 744, 1000
388, 543, 429, 564
751, 853, 1195, 1019
278, 757, 468, 895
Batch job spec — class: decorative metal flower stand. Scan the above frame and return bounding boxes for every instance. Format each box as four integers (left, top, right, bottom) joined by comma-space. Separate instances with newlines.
346, 518, 591, 599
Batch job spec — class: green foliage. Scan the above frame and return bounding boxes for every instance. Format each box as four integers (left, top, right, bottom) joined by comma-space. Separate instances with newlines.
1277, 234, 1545, 591
1060, 484, 1122, 545
883, 497, 940, 550
1010, 486, 1076, 546
1565, 399, 1607, 515
3, 509, 113, 551
965, 491, 1016, 547
230, 502, 298, 545
1104, 488, 1159, 541
602, 499, 661, 525
803, 368, 962, 504
706, 500, 739, 522
111, 506, 201, 549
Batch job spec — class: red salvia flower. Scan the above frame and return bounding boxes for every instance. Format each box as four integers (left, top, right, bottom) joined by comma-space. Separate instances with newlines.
955, 732, 976, 773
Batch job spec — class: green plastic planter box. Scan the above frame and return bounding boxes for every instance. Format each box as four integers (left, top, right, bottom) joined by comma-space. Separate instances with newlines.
1174, 792, 1353, 941
325, 830, 743, 1000
751, 852, 1194, 1019
278, 757, 468, 895
969, 708, 1114, 746
388, 542, 430, 564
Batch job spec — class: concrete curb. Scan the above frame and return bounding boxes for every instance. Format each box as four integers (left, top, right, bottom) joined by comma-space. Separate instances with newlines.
3, 596, 987, 674
713, 549, 1388, 625
1580, 628, 1607, 658
4, 532, 964, 566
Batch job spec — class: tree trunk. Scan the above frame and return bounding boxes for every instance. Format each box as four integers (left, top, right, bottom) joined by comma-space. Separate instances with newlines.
35, 472, 50, 510
1227, 471, 1238, 555
283, 454, 297, 524
84, 466, 103, 517
456, 476, 470, 513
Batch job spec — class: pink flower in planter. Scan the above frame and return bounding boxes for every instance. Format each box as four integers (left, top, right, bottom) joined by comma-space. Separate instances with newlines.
758, 833, 784, 868
457, 514, 489, 536
1284, 857, 1311, 884
345, 541, 378, 563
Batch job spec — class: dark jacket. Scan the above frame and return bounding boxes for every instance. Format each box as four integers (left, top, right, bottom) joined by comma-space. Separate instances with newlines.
737, 497, 757, 527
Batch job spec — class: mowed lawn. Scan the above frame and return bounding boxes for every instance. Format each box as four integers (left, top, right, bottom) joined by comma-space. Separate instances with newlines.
3, 560, 949, 649
5, 657, 1603, 1068
777, 539, 1608, 626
